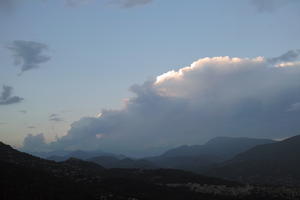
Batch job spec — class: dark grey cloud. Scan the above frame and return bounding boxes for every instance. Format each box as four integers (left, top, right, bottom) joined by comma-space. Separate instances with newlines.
0, 85, 23, 105
109, 0, 153, 8
250, 0, 298, 12
22, 51, 300, 156
268, 49, 300, 64
7, 40, 51, 74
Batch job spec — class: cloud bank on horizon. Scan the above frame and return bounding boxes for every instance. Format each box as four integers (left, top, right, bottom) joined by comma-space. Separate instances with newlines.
21, 50, 300, 156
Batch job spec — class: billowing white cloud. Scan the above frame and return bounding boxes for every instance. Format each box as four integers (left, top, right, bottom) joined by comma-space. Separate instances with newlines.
22, 50, 300, 156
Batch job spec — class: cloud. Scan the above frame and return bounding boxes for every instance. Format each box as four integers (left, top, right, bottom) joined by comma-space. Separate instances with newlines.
64, 0, 93, 7
0, 122, 7, 125
109, 0, 153, 8
27, 126, 36, 129
21, 133, 47, 152
49, 113, 58, 118
50, 117, 64, 122
287, 102, 300, 112
250, 0, 299, 12
268, 49, 300, 64
0, 85, 24, 105
19, 110, 27, 114
7, 40, 51, 74
49, 113, 64, 122
250, 0, 297, 12
22, 51, 300, 156
0, 0, 16, 13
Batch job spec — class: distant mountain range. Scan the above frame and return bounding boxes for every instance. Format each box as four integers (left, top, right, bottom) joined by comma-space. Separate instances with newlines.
0, 136, 300, 200
0, 141, 248, 200
208, 135, 300, 186
161, 136, 274, 159
88, 156, 156, 169
26, 136, 274, 172
28, 149, 124, 161
144, 136, 274, 172
17, 135, 300, 187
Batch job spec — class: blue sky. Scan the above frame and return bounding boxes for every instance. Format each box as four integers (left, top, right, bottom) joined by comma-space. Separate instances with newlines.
1, 0, 300, 154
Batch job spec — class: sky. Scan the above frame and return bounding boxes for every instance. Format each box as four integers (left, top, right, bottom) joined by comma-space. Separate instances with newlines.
1, 0, 300, 156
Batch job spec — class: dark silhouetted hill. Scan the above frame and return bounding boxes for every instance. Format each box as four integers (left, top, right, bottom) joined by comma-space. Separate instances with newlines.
208, 135, 300, 186
1, 141, 300, 200
88, 156, 157, 169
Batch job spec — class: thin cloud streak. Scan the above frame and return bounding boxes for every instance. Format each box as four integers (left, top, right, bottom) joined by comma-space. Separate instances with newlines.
108, 0, 153, 8
250, 0, 298, 12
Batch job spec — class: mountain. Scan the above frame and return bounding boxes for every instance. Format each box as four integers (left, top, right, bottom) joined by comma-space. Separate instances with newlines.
1, 141, 299, 199
30, 149, 123, 162
208, 135, 300, 186
162, 136, 275, 159
0, 160, 98, 200
88, 156, 157, 169
146, 136, 274, 172
0, 141, 237, 199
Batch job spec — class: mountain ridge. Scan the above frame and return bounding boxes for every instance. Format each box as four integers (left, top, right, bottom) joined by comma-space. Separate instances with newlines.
208, 135, 300, 186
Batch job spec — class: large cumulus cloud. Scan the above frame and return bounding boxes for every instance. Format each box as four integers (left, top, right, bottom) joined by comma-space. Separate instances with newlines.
22, 51, 300, 156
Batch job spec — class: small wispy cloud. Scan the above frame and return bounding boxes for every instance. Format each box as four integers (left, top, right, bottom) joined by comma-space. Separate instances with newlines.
268, 49, 300, 64
7, 40, 51, 74
49, 113, 64, 122
64, 0, 93, 7
250, 0, 298, 12
49, 117, 64, 122
109, 0, 153, 8
27, 126, 36, 129
19, 110, 27, 114
49, 113, 58, 118
0, 85, 24, 105
287, 102, 300, 112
